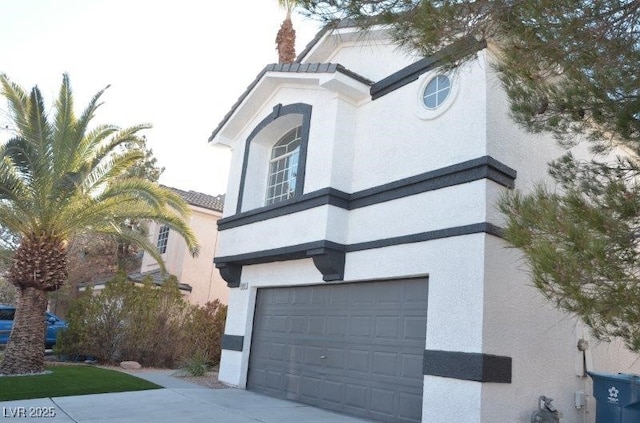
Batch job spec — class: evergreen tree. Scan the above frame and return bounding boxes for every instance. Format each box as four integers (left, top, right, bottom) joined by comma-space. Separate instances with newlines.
298, 1, 640, 352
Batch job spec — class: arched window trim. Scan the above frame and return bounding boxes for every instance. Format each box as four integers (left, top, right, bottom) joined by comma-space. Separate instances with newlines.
265, 126, 302, 205
236, 103, 312, 214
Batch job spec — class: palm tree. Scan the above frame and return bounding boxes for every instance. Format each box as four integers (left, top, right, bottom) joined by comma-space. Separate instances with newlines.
276, 0, 299, 63
0, 74, 199, 375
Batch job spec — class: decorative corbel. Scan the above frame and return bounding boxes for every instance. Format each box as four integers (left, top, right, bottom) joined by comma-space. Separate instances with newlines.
306, 247, 345, 281
215, 262, 242, 288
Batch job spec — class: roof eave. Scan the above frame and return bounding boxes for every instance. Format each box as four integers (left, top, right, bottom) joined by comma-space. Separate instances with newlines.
208, 64, 372, 146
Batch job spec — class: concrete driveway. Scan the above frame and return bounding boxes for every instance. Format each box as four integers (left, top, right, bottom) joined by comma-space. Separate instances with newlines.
0, 370, 372, 423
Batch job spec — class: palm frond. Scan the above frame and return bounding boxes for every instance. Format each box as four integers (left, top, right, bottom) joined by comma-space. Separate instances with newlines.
82, 150, 146, 194
0, 75, 30, 134
94, 223, 168, 272
52, 74, 77, 178
88, 124, 151, 169
71, 124, 120, 169
0, 136, 36, 182
96, 179, 190, 216
25, 86, 52, 154
277, 0, 298, 13
0, 156, 30, 204
72, 83, 109, 149
0, 203, 32, 235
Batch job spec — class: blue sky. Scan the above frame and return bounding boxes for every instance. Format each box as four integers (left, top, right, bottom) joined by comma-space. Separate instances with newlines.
0, 0, 320, 195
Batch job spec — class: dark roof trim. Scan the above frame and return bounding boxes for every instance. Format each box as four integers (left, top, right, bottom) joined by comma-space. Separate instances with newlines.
208, 63, 372, 143
371, 37, 487, 100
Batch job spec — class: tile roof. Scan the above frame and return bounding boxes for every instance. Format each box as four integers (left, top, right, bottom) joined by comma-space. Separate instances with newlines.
127, 269, 192, 292
79, 269, 193, 293
208, 62, 373, 142
163, 186, 225, 212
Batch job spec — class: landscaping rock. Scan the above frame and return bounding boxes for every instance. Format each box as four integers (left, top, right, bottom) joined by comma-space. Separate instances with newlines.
120, 361, 141, 370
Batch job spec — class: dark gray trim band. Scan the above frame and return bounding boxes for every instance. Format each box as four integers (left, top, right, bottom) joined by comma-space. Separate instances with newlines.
423, 350, 512, 383
371, 37, 487, 100
235, 103, 312, 214
219, 188, 350, 231
214, 222, 502, 286
219, 156, 515, 231
348, 222, 503, 252
221, 335, 244, 352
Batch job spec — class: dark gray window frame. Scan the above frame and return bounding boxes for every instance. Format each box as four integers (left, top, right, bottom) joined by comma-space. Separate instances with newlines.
236, 103, 312, 214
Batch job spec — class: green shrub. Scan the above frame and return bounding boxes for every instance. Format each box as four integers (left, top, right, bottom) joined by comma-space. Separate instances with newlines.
176, 350, 210, 377
58, 274, 227, 368
187, 300, 227, 365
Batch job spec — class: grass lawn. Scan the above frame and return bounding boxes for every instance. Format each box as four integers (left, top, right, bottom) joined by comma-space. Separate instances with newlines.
0, 365, 161, 401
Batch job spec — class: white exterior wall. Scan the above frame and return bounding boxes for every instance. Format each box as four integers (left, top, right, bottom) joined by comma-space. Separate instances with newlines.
213, 29, 640, 423
219, 235, 488, 423
480, 50, 640, 422
350, 58, 488, 192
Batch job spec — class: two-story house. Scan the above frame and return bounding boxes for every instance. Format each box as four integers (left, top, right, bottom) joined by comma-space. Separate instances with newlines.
208, 23, 639, 423
138, 187, 228, 305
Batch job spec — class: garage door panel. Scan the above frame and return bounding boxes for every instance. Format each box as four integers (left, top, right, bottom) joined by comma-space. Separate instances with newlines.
326, 315, 347, 335
375, 316, 401, 338
321, 379, 344, 404
398, 392, 423, 421
370, 388, 396, 416
349, 316, 373, 337
402, 353, 425, 380
248, 278, 428, 423
404, 317, 428, 340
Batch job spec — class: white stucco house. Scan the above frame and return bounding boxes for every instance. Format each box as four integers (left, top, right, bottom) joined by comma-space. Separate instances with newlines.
208, 23, 639, 423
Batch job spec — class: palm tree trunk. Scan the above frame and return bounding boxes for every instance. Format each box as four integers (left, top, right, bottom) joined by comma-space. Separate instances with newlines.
0, 287, 48, 375
276, 10, 296, 63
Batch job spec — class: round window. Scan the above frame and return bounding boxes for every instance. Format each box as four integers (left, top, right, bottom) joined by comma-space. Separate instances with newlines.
422, 75, 451, 109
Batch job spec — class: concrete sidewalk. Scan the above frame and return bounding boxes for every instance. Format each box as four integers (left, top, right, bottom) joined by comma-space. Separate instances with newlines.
0, 370, 372, 423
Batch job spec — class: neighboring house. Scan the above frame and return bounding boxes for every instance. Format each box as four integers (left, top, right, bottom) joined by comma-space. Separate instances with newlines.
137, 187, 228, 306
208, 23, 639, 423
77, 188, 228, 306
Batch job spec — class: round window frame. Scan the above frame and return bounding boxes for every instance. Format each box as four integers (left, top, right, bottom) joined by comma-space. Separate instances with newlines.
415, 72, 458, 120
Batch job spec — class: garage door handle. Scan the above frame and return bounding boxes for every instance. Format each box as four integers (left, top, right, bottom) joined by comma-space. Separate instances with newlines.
320, 355, 326, 359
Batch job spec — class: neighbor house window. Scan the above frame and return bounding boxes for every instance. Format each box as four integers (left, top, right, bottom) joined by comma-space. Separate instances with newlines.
265, 126, 301, 205
157, 225, 170, 254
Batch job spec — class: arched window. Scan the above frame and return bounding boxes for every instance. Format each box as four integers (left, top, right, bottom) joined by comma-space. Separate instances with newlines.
235, 103, 311, 213
266, 126, 301, 205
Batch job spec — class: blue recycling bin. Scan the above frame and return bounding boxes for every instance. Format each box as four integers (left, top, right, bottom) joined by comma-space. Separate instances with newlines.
588, 372, 640, 422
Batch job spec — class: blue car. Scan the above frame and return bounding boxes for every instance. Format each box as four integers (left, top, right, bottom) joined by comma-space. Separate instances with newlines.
0, 304, 67, 348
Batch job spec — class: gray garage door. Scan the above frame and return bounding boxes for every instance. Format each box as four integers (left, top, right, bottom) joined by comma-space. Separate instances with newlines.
248, 278, 428, 423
